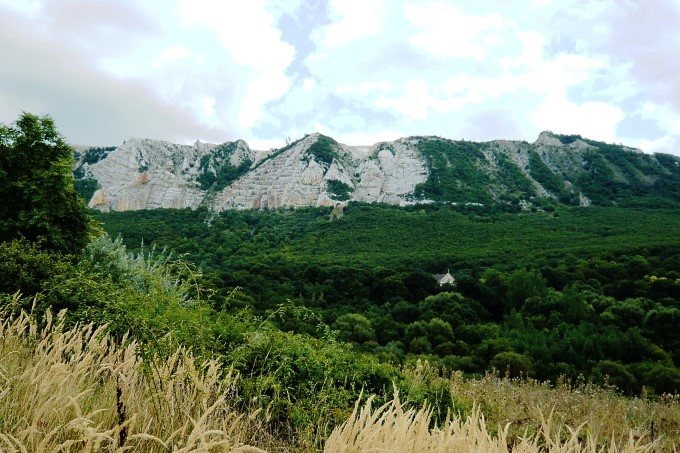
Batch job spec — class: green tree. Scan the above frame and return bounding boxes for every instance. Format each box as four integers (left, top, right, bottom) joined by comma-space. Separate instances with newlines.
409, 336, 432, 354
426, 318, 454, 347
333, 313, 376, 344
591, 360, 638, 394
644, 307, 680, 350
404, 320, 428, 345
505, 269, 547, 311
0, 113, 93, 254
491, 351, 533, 378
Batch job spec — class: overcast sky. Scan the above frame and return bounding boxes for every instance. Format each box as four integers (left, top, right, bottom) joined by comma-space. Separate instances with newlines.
1, 0, 679, 155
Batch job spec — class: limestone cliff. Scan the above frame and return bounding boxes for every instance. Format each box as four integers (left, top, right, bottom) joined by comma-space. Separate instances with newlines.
82, 138, 218, 212
72, 131, 680, 212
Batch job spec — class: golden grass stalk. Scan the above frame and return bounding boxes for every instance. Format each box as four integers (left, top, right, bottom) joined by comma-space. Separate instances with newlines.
448, 371, 680, 451
0, 302, 264, 452
324, 387, 659, 452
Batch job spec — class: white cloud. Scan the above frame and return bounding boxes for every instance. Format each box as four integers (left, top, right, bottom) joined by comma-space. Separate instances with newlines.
266, 0, 306, 17
532, 92, 624, 143
248, 137, 286, 151
240, 75, 292, 129
629, 103, 680, 153
335, 129, 405, 146
407, 2, 512, 60
336, 80, 392, 95
151, 45, 191, 68
1, 0, 679, 155
200, 96, 217, 119
299, 0, 622, 145
177, 0, 294, 128
374, 80, 435, 121
318, 0, 385, 48
0, 0, 42, 17
178, 0, 293, 72
302, 78, 316, 92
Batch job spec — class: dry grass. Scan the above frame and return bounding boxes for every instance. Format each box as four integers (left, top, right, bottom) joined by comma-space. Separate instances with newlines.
325, 388, 660, 452
448, 370, 680, 451
0, 301, 266, 452
1, 304, 677, 452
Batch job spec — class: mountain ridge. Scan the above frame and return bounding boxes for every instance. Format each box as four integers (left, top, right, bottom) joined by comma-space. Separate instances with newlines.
72, 131, 680, 212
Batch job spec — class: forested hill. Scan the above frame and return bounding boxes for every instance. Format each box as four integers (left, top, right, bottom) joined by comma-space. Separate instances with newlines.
96, 204, 680, 395
73, 131, 680, 212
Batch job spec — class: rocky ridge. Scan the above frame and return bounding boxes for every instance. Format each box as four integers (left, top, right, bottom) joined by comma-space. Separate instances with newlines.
73, 131, 680, 212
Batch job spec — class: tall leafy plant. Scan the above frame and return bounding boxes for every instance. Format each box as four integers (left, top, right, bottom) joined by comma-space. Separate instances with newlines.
0, 113, 94, 254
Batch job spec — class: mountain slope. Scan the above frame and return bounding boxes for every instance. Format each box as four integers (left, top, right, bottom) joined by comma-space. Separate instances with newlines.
73, 131, 680, 211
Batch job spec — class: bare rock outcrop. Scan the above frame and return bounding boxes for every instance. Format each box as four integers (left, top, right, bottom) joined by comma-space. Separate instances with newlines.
85, 138, 214, 211
74, 130, 670, 213
211, 134, 428, 210
353, 138, 428, 204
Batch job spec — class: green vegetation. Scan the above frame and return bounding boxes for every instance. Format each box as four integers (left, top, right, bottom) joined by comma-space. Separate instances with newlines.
95, 202, 680, 397
541, 132, 680, 207
72, 166, 101, 201
326, 179, 354, 201
304, 134, 341, 167
71, 146, 114, 202
492, 149, 536, 202
412, 135, 680, 209
553, 133, 583, 145
0, 113, 95, 254
414, 138, 493, 204
197, 141, 252, 191
74, 145, 116, 165
527, 150, 564, 196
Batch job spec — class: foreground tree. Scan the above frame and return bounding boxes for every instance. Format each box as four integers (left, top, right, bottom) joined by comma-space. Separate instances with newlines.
0, 112, 93, 254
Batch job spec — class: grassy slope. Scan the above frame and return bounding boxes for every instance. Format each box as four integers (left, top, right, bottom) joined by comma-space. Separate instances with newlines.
1, 307, 675, 452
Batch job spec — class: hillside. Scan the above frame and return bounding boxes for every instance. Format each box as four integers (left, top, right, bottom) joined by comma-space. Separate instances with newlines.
96, 204, 680, 397
3, 308, 673, 451
73, 131, 680, 212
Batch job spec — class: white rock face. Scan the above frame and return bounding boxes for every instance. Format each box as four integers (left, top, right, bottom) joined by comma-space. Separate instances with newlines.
79, 134, 442, 212
210, 134, 428, 210
74, 130, 669, 213
534, 131, 564, 147
86, 138, 216, 212
353, 138, 428, 204
214, 134, 322, 210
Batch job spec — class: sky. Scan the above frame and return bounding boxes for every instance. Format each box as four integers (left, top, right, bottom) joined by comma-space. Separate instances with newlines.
1, 0, 679, 155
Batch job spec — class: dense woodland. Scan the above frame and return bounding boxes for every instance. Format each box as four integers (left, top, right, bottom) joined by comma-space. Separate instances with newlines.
96, 203, 680, 395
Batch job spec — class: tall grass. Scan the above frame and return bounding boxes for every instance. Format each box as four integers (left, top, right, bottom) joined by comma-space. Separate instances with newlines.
0, 300, 265, 452
1, 304, 676, 452
449, 371, 680, 451
325, 389, 659, 452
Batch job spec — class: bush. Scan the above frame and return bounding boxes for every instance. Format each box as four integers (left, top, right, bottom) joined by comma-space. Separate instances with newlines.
490, 352, 533, 378
592, 360, 638, 394
0, 238, 74, 304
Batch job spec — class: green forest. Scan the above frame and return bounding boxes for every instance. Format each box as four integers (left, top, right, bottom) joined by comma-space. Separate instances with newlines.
96, 203, 680, 395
